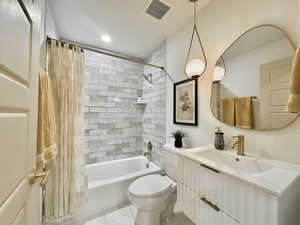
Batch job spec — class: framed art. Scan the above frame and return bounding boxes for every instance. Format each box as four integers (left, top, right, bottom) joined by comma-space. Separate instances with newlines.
174, 78, 198, 126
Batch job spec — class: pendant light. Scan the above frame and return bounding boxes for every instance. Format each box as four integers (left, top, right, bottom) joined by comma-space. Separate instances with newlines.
185, 0, 207, 79
213, 56, 226, 82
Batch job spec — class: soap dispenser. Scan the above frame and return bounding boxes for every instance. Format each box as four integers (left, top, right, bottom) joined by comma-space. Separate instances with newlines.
214, 127, 225, 150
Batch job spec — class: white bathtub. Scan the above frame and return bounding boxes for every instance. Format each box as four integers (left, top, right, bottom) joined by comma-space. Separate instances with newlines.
80, 156, 162, 219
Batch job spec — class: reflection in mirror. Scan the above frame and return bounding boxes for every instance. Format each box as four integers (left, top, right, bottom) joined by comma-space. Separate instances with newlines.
213, 57, 226, 82
211, 25, 298, 131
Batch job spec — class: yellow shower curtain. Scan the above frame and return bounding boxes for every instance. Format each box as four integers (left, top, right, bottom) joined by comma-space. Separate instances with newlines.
37, 70, 57, 169
44, 40, 87, 223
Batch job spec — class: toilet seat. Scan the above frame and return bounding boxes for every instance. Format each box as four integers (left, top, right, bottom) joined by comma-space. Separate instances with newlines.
129, 174, 172, 198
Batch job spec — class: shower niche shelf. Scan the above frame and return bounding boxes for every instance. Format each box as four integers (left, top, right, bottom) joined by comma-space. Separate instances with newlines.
132, 101, 148, 105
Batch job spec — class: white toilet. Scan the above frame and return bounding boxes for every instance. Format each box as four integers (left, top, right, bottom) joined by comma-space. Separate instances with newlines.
128, 145, 177, 225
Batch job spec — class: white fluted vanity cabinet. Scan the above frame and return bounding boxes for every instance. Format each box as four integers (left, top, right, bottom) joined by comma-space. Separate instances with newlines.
169, 145, 300, 225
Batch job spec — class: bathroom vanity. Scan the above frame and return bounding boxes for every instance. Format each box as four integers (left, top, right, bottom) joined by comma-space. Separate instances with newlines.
170, 145, 300, 225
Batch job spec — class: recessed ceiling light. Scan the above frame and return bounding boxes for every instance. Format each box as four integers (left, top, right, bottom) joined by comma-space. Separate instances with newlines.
101, 34, 111, 43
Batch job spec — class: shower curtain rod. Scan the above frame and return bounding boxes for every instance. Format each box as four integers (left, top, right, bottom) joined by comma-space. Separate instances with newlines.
46, 36, 165, 70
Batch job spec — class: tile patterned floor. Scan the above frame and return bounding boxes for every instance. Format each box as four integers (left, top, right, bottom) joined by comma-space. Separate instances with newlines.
50, 204, 194, 225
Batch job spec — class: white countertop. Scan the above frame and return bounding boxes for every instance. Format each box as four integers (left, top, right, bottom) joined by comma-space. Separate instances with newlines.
164, 144, 300, 196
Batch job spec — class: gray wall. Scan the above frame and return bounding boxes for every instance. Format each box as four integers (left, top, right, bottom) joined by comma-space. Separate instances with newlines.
84, 41, 167, 164
84, 51, 144, 163
142, 41, 167, 168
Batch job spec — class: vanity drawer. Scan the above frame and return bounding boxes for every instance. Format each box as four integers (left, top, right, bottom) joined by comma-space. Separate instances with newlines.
197, 162, 223, 207
177, 156, 222, 204
178, 184, 241, 225
216, 175, 278, 225
198, 196, 241, 225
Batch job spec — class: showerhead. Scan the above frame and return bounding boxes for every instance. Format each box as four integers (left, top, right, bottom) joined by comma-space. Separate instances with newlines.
142, 73, 153, 84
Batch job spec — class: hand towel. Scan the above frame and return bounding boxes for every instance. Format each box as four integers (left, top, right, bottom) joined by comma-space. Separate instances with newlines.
288, 47, 300, 113
235, 97, 253, 129
37, 70, 57, 169
221, 98, 236, 126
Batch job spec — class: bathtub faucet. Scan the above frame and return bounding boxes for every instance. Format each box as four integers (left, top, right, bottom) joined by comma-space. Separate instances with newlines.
147, 141, 153, 151
144, 141, 153, 168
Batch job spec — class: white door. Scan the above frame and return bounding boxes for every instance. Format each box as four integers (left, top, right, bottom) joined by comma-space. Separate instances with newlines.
260, 57, 297, 130
0, 0, 42, 225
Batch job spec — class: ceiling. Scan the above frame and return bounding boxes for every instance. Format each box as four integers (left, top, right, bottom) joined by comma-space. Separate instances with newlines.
48, 0, 211, 59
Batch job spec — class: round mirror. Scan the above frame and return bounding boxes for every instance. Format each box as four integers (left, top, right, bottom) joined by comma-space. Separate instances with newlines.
210, 25, 298, 131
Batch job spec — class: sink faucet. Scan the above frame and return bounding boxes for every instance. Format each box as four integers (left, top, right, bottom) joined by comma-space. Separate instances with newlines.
232, 135, 245, 156
144, 141, 153, 168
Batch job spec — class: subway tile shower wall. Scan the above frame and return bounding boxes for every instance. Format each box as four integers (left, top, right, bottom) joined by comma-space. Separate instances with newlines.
142, 41, 167, 168
84, 51, 144, 164
83, 41, 167, 164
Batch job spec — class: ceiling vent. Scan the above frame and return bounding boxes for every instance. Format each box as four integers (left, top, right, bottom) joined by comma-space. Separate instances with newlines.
145, 0, 171, 20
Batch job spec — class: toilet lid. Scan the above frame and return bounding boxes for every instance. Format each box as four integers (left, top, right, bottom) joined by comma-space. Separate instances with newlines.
129, 174, 172, 197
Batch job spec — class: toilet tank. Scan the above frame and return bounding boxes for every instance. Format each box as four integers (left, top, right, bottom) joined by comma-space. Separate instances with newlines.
163, 144, 178, 181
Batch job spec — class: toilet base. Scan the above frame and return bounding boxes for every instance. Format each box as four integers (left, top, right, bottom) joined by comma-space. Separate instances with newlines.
135, 191, 177, 225
160, 190, 177, 224
136, 209, 160, 225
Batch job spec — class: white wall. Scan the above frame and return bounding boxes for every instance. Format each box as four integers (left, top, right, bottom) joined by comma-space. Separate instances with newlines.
222, 38, 293, 97
40, 0, 58, 70
166, 0, 300, 164
45, 5, 58, 39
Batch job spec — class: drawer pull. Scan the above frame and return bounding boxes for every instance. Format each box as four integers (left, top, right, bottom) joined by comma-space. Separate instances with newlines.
201, 164, 220, 173
201, 197, 220, 212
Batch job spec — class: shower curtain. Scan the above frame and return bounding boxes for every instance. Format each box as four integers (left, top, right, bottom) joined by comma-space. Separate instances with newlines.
44, 40, 87, 223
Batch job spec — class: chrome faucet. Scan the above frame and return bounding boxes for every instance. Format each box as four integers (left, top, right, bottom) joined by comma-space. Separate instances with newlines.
232, 135, 245, 156
144, 141, 153, 168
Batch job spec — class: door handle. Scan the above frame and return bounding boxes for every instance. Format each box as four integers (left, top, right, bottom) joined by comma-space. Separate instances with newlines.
29, 168, 50, 187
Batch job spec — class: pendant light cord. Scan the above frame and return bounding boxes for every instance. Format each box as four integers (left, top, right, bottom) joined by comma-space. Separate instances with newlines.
194, 2, 196, 27
221, 56, 226, 74
185, 0, 207, 78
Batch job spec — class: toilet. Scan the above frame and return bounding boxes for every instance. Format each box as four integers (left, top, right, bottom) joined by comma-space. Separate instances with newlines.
128, 145, 177, 225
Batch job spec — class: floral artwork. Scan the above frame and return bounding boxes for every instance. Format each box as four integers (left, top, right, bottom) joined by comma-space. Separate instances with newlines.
174, 78, 198, 126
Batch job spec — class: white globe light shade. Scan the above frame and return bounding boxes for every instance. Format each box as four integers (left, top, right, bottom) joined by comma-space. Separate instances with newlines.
213, 66, 225, 81
186, 58, 205, 77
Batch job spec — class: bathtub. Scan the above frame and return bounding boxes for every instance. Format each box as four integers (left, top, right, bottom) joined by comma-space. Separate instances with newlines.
80, 156, 162, 219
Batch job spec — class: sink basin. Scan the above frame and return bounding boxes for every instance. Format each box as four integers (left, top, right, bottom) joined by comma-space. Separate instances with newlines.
193, 150, 273, 174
